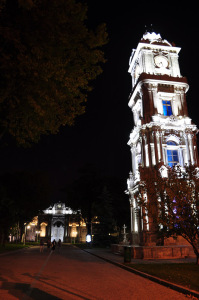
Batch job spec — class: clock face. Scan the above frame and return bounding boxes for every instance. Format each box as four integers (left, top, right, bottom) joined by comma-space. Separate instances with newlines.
154, 55, 169, 68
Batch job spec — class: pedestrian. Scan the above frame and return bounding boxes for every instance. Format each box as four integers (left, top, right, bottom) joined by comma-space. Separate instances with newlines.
47, 239, 51, 251
58, 239, 61, 252
51, 239, 56, 251
40, 239, 44, 253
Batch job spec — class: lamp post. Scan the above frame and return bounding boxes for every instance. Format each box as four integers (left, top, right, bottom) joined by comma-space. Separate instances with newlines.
36, 231, 40, 242
23, 223, 27, 245
122, 224, 128, 244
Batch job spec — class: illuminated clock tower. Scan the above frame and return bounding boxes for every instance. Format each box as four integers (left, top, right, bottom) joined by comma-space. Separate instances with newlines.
127, 32, 199, 246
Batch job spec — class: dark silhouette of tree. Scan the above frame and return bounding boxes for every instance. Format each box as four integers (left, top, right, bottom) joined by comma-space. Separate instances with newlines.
0, 0, 108, 146
92, 185, 116, 235
103, 176, 130, 229
0, 171, 51, 244
65, 164, 130, 242
137, 164, 199, 264
66, 164, 102, 236
0, 185, 16, 245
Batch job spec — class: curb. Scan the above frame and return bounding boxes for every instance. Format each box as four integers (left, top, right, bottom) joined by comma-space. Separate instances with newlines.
83, 249, 199, 299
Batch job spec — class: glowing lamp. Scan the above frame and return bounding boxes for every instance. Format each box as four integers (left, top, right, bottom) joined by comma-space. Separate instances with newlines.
86, 234, 91, 243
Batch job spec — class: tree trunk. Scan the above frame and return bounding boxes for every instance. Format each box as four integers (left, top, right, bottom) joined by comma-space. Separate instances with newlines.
195, 252, 199, 265
0, 231, 4, 246
192, 243, 199, 265
1, 228, 8, 247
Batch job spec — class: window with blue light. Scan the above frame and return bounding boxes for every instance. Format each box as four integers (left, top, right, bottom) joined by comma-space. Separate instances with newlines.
166, 141, 179, 167
163, 100, 172, 116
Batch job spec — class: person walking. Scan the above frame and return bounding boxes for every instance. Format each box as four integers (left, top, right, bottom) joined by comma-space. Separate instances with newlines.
47, 239, 51, 251
51, 239, 56, 251
58, 239, 61, 252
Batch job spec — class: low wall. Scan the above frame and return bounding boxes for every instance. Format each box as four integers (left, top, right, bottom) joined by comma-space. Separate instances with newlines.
111, 244, 195, 259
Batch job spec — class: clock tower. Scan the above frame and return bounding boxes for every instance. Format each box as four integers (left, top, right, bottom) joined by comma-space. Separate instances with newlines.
127, 32, 199, 246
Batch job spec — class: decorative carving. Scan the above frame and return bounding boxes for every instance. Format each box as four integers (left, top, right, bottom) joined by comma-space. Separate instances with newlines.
168, 115, 177, 122
158, 84, 174, 93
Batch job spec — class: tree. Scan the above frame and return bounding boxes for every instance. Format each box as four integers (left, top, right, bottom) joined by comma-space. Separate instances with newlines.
65, 164, 103, 236
0, 171, 51, 244
138, 164, 199, 264
65, 164, 130, 243
92, 185, 116, 235
0, 0, 108, 146
0, 184, 16, 245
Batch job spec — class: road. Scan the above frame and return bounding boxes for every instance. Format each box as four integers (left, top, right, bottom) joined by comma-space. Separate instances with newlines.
0, 245, 191, 300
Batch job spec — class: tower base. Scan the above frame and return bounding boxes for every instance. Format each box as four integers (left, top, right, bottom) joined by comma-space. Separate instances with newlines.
111, 244, 195, 259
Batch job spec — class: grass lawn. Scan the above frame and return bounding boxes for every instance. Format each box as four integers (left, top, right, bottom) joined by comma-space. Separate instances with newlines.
128, 263, 199, 292
0, 242, 39, 253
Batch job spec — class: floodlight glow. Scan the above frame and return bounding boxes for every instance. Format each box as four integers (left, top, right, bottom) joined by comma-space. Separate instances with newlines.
86, 234, 91, 243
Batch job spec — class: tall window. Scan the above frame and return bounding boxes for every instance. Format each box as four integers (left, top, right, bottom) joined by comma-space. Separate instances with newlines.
163, 100, 172, 116
167, 141, 179, 167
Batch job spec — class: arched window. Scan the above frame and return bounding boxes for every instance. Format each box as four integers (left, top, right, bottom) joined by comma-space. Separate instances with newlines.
166, 141, 179, 167
40, 222, 47, 237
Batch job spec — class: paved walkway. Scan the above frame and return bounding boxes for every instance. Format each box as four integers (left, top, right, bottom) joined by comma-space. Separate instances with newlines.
0, 245, 198, 300
82, 247, 199, 299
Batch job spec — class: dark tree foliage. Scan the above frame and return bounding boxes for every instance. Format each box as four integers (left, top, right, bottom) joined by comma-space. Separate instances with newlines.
0, 0, 108, 146
0, 185, 16, 245
92, 186, 116, 235
66, 164, 103, 226
0, 171, 51, 244
65, 164, 130, 241
138, 164, 199, 264
103, 176, 130, 229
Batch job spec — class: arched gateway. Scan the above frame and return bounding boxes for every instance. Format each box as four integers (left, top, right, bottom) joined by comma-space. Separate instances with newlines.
25, 202, 87, 243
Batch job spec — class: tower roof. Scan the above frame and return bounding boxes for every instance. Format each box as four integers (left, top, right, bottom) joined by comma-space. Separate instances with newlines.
140, 32, 172, 47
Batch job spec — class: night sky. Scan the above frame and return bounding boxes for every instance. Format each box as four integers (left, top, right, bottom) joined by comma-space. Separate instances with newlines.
0, 1, 198, 202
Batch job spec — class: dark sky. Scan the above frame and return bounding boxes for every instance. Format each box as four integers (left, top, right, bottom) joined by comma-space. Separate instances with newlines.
0, 1, 198, 202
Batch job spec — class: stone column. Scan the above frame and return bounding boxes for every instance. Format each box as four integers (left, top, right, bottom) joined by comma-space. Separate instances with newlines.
193, 135, 199, 166
153, 130, 159, 165
188, 133, 194, 165
152, 86, 158, 115
170, 53, 181, 77
148, 88, 154, 117
131, 146, 136, 175
184, 133, 190, 165
141, 133, 146, 167
178, 147, 184, 167
146, 130, 152, 168
130, 199, 133, 233
158, 131, 164, 162
175, 89, 183, 116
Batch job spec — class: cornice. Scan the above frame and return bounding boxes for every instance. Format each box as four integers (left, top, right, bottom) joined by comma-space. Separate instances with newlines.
128, 73, 189, 108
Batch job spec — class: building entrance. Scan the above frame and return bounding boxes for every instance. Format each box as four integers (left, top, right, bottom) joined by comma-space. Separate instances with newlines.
51, 221, 64, 242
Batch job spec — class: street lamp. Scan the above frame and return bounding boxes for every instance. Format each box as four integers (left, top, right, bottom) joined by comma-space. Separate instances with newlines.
23, 223, 27, 245
86, 234, 91, 243
36, 231, 40, 242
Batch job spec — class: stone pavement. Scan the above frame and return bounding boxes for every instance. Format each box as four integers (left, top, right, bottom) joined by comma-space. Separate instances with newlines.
0, 245, 198, 300
83, 247, 199, 299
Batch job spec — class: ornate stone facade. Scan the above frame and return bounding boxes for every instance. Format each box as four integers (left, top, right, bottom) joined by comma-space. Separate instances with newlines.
26, 202, 87, 243
126, 32, 199, 246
